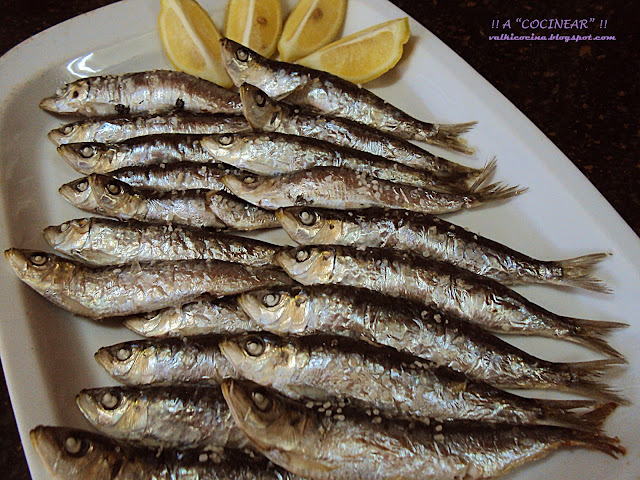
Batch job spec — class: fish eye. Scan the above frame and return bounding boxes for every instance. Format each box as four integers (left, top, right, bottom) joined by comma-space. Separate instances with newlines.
262, 293, 281, 308
63, 436, 89, 457
99, 391, 121, 410
62, 125, 74, 134
218, 134, 234, 146
243, 175, 256, 184
75, 179, 89, 192
243, 337, 265, 357
235, 48, 249, 62
59, 222, 70, 232
255, 93, 266, 107
29, 253, 48, 266
295, 249, 310, 262
71, 90, 80, 99
80, 146, 95, 158
106, 181, 122, 195
298, 210, 317, 226
251, 390, 273, 412
115, 346, 132, 361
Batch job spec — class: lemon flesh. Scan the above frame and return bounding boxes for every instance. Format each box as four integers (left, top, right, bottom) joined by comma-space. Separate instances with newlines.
225, 0, 283, 57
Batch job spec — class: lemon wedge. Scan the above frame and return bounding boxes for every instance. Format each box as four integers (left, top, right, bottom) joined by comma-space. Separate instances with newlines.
225, 0, 283, 57
297, 17, 410, 84
159, 0, 233, 87
278, 0, 347, 62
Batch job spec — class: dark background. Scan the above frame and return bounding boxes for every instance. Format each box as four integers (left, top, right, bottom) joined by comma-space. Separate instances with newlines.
1, 0, 637, 477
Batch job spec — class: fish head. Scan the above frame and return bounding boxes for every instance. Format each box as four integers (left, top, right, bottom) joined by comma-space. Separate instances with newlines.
220, 333, 305, 385
57, 143, 116, 175
95, 341, 156, 384
4, 248, 69, 291
40, 79, 90, 115
239, 83, 283, 131
276, 207, 345, 245
220, 38, 269, 88
76, 387, 147, 436
42, 218, 92, 253
200, 133, 253, 168
30, 426, 114, 479
275, 246, 336, 285
48, 122, 82, 146
61, 174, 143, 218
58, 175, 101, 211
221, 171, 273, 205
222, 379, 316, 454
122, 309, 173, 337
238, 287, 310, 334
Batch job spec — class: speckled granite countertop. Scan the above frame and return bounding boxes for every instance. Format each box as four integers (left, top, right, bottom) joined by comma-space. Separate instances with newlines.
0, 0, 637, 478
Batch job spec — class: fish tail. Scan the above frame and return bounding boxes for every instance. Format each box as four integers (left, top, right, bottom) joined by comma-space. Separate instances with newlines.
541, 402, 618, 433
551, 252, 612, 293
467, 156, 498, 191
561, 358, 628, 404
416, 122, 478, 155
559, 429, 626, 459
467, 181, 528, 207
564, 317, 628, 358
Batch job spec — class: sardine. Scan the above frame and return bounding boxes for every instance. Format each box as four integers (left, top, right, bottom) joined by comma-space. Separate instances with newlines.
57, 135, 218, 175
40, 70, 242, 117
48, 113, 250, 146
31, 425, 302, 479
59, 174, 279, 230
222, 380, 624, 480
76, 385, 252, 451
220, 39, 476, 154
274, 246, 627, 357
222, 167, 522, 214
237, 286, 625, 398
109, 162, 228, 191
277, 207, 611, 292
43, 217, 278, 266
220, 332, 610, 429
95, 337, 239, 385
201, 132, 492, 193
239, 83, 480, 174
4, 248, 293, 318
123, 296, 257, 338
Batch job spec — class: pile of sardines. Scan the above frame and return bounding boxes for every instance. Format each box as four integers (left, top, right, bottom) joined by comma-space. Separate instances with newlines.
6, 39, 626, 479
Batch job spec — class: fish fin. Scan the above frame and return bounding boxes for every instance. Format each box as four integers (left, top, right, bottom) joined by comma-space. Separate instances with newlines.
468, 182, 528, 207
564, 358, 628, 404
565, 317, 628, 358
561, 430, 626, 458
545, 402, 618, 433
468, 156, 498, 191
551, 252, 612, 293
424, 121, 478, 155
577, 402, 619, 429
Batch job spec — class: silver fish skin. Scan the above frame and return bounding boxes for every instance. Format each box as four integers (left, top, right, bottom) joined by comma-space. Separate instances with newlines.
201, 132, 489, 193
76, 385, 252, 451
40, 70, 242, 117
277, 207, 611, 292
222, 380, 625, 480
220, 39, 475, 154
95, 337, 239, 386
31, 425, 303, 480
109, 162, 228, 191
123, 296, 257, 338
59, 174, 279, 230
223, 167, 521, 214
275, 246, 627, 358
220, 332, 611, 429
4, 248, 294, 318
48, 113, 250, 146
57, 135, 219, 175
239, 83, 480, 175
43, 217, 278, 266
237, 286, 625, 399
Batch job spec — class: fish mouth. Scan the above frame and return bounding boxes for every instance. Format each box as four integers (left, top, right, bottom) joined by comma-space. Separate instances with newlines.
39, 96, 59, 113
47, 128, 65, 146
57, 145, 96, 174
75, 391, 101, 424
4, 248, 28, 274
29, 426, 60, 476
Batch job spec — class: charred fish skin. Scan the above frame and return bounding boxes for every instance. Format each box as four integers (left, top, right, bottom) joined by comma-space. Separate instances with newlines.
239, 83, 480, 176
222, 166, 522, 214
222, 380, 625, 480
201, 131, 484, 193
237, 286, 625, 400
57, 135, 219, 175
76, 385, 251, 451
48, 113, 250, 146
43, 217, 278, 266
123, 296, 257, 338
220, 39, 475, 154
275, 245, 626, 358
40, 70, 242, 117
94, 337, 239, 386
4, 248, 294, 318
277, 206, 611, 292
31, 425, 302, 480
220, 332, 610, 430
